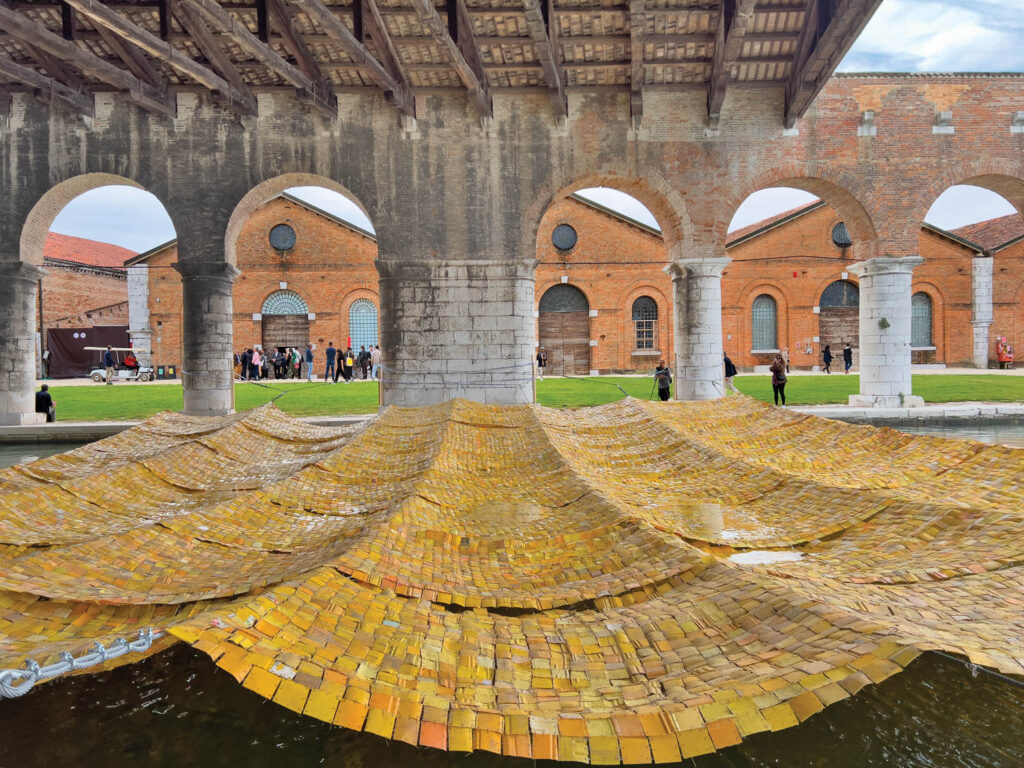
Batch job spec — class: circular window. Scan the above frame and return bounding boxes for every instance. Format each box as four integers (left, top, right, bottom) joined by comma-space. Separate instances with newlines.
552, 224, 578, 251
269, 223, 296, 251
831, 221, 852, 248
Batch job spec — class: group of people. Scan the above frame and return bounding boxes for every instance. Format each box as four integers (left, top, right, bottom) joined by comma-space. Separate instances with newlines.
820, 343, 854, 375
234, 343, 383, 383
322, 343, 382, 383
235, 346, 312, 382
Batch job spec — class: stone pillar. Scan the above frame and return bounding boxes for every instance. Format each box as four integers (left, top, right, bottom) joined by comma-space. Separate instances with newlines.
376, 257, 536, 406
848, 256, 925, 407
0, 262, 46, 425
665, 257, 730, 401
971, 255, 993, 369
127, 263, 153, 368
175, 261, 240, 416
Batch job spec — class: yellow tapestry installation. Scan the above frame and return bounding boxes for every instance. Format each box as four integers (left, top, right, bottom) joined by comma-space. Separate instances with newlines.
0, 397, 1022, 764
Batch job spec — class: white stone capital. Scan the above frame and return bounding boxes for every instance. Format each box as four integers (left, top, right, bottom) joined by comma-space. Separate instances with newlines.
847, 255, 924, 279
664, 256, 731, 281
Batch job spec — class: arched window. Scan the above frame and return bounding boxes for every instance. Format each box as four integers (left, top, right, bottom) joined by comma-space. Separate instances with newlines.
751, 294, 778, 351
820, 280, 859, 307
538, 284, 589, 313
262, 290, 308, 315
349, 299, 378, 349
911, 292, 933, 348
632, 296, 658, 350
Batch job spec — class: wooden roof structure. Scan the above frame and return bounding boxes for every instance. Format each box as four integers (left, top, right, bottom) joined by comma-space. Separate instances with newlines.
0, 0, 881, 126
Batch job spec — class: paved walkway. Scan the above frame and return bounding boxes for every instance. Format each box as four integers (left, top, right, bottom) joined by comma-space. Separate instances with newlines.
793, 402, 1024, 424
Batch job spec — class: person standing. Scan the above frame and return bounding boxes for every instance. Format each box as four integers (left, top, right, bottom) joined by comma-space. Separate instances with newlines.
250, 347, 261, 382
822, 344, 833, 374
324, 341, 337, 383
103, 346, 116, 385
843, 343, 853, 374
340, 347, 354, 383
723, 352, 739, 393
358, 346, 370, 379
35, 384, 56, 422
536, 347, 547, 380
653, 359, 672, 402
770, 353, 787, 406
370, 345, 382, 380
304, 344, 314, 382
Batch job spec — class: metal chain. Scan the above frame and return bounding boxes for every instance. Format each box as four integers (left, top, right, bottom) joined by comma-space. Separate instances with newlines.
0, 628, 160, 699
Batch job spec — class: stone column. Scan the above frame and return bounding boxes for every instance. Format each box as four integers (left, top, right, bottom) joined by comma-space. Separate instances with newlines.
848, 256, 925, 407
971, 255, 993, 369
376, 257, 536, 406
127, 263, 153, 368
0, 262, 46, 425
175, 261, 240, 416
665, 257, 730, 401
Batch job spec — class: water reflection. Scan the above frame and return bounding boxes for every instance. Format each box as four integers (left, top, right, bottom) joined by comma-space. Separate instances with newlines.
890, 422, 1024, 449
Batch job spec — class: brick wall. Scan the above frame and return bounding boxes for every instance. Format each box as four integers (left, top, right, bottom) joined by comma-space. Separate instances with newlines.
146, 196, 379, 368
41, 262, 128, 336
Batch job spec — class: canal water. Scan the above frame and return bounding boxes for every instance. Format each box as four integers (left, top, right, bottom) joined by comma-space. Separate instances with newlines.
1, 430, 1022, 767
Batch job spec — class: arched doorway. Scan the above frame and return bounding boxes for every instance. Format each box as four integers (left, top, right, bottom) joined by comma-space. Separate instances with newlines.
819, 280, 859, 368
262, 290, 309, 352
538, 284, 590, 376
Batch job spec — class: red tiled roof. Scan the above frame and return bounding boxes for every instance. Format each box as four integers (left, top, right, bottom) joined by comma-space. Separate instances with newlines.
43, 232, 137, 268
726, 202, 823, 245
949, 215, 1024, 252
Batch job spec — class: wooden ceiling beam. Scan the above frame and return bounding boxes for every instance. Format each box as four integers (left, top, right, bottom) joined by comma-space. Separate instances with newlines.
180, 0, 336, 117
92, 22, 164, 87
265, 0, 333, 94
0, 1, 175, 115
292, 0, 413, 115
784, 0, 882, 127
0, 55, 94, 115
409, 0, 490, 117
171, 0, 250, 94
521, 0, 565, 119
360, 0, 414, 103
707, 0, 756, 128
63, 0, 258, 114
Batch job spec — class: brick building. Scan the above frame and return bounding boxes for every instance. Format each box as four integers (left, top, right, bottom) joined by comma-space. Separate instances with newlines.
127, 193, 379, 371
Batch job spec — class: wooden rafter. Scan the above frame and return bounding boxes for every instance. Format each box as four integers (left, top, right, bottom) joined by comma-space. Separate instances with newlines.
62, 0, 258, 114
179, 0, 336, 117
264, 0, 333, 96
707, 0, 756, 128
291, 0, 412, 115
0, 1, 175, 116
521, 0, 565, 119
21, 41, 85, 92
92, 22, 164, 88
0, 54, 93, 115
360, 0, 413, 100
628, 0, 644, 126
171, 0, 250, 96
409, 0, 490, 117
785, 0, 883, 127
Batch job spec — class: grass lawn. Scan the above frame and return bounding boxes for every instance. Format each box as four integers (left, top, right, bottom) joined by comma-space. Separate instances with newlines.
44, 374, 1024, 421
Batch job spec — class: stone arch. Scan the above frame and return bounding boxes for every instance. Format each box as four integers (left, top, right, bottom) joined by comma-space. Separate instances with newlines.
20, 173, 174, 266
725, 163, 881, 259
524, 162, 694, 260
911, 160, 1024, 248
225, 173, 374, 267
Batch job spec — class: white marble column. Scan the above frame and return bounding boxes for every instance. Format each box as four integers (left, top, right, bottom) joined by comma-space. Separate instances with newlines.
175, 261, 241, 416
127, 263, 153, 368
848, 256, 925, 407
0, 262, 46, 424
971, 255, 993, 369
665, 257, 730, 401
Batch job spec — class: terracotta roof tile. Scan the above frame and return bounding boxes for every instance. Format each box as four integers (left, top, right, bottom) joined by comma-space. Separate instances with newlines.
43, 232, 137, 269
726, 202, 823, 245
949, 215, 1024, 252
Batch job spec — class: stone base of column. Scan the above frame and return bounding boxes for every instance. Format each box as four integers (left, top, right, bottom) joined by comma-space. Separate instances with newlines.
377, 258, 536, 407
0, 411, 46, 426
971, 321, 991, 369
848, 394, 925, 408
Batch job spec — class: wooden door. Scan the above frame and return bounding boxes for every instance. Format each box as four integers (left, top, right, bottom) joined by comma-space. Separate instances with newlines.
539, 311, 590, 376
819, 307, 858, 368
262, 314, 309, 351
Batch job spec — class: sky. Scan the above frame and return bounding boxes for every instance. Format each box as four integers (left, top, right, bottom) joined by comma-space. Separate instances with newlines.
46, 0, 1024, 252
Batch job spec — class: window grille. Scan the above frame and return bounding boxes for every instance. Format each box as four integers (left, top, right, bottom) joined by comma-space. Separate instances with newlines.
349, 299, 378, 349
911, 292, 933, 347
820, 280, 859, 308
752, 294, 778, 350
539, 284, 589, 313
632, 296, 658, 350
262, 290, 308, 315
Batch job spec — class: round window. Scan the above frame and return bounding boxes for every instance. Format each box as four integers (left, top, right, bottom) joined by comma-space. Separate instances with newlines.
552, 224, 578, 251
269, 223, 297, 251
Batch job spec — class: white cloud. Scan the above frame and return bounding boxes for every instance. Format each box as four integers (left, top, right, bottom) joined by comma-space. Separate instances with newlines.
48, 186, 175, 252
285, 187, 375, 233
925, 185, 1017, 229
573, 188, 661, 230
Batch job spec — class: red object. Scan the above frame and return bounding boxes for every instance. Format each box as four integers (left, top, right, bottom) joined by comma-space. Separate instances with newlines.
792, 271, 798, 277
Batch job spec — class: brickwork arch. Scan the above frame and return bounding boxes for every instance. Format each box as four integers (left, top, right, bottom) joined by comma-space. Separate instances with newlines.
20, 173, 174, 267
724, 163, 881, 260
524, 161, 692, 259
225, 174, 374, 268
735, 282, 790, 357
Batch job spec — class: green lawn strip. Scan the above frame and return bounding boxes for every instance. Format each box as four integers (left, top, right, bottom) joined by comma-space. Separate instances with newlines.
45, 374, 1024, 421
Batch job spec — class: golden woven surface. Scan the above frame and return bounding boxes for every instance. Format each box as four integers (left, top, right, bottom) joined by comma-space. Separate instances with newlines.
1, 397, 1022, 763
